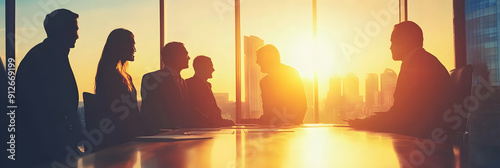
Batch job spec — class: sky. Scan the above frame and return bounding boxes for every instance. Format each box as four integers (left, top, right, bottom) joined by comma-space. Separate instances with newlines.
0, 0, 455, 103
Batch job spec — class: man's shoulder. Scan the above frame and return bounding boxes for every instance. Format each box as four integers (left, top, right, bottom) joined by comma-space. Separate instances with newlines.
260, 74, 270, 83
19, 42, 47, 65
143, 69, 171, 79
415, 49, 439, 63
17, 42, 49, 77
185, 76, 196, 83
141, 69, 173, 91
412, 49, 450, 77
280, 64, 300, 76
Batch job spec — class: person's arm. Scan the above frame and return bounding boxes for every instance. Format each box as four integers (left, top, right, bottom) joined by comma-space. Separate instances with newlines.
258, 78, 273, 124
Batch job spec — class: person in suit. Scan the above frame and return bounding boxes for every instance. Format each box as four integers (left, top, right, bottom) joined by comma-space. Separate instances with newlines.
243, 44, 307, 126
141, 42, 210, 133
347, 21, 452, 138
16, 9, 83, 166
94, 28, 144, 149
186, 56, 234, 127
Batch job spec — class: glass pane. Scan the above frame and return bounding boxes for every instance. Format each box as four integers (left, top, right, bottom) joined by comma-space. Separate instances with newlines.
15, 0, 160, 126
410, 0, 455, 71
464, 0, 500, 86
316, 0, 401, 123
167, 0, 236, 121
241, 1, 315, 122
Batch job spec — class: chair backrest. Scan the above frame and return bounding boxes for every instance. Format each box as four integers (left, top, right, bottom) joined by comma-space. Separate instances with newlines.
83, 92, 100, 131
448, 65, 473, 144
450, 65, 473, 105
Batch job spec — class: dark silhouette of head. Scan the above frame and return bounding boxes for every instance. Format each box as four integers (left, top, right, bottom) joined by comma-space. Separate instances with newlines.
44, 9, 79, 48
95, 28, 135, 93
256, 44, 281, 74
193, 55, 215, 80
161, 42, 190, 72
101, 28, 136, 63
390, 21, 423, 61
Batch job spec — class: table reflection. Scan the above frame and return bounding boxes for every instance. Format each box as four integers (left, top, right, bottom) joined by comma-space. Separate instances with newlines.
75, 126, 462, 168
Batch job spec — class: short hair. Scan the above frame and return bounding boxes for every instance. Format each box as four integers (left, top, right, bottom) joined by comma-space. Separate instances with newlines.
393, 21, 423, 48
193, 55, 212, 71
44, 9, 79, 38
256, 44, 280, 63
161, 41, 185, 65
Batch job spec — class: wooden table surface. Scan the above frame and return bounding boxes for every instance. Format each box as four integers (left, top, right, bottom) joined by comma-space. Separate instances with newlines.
71, 125, 458, 168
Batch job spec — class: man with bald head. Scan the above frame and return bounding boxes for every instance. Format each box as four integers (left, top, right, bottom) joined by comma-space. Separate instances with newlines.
186, 56, 234, 126
141, 42, 210, 132
348, 21, 452, 138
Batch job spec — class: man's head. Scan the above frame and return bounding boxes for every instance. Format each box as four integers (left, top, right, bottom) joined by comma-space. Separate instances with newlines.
161, 42, 190, 71
256, 44, 281, 74
193, 55, 215, 80
390, 21, 423, 61
44, 9, 79, 48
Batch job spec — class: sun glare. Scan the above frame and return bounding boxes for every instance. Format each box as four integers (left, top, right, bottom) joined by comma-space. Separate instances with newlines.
287, 33, 341, 79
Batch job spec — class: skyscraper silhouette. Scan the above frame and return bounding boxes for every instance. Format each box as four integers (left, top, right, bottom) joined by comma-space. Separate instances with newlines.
244, 35, 264, 119
465, 0, 500, 87
343, 73, 362, 119
365, 73, 379, 115
325, 75, 343, 123
380, 68, 397, 111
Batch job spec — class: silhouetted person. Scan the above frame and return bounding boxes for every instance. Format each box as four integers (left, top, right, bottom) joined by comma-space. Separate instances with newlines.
93, 28, 145, 150
16, 9, 83, 166
1, 60, 11, 167
141, 42, 210, 132
186, 56, 234, 127
348, 21, 452, 138
243, 45, 307, 125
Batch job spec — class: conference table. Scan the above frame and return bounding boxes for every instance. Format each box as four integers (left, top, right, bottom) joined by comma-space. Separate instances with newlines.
72, 124, 459, 168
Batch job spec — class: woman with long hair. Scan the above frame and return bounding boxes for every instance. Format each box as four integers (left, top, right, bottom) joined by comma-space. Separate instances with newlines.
94, 28, 142, 149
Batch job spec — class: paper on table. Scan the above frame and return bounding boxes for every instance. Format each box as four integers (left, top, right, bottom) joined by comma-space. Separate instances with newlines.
184, 130, 234, 135
133, 135, 213, 141
301, 124, 349, 127
245, 129, 295, 133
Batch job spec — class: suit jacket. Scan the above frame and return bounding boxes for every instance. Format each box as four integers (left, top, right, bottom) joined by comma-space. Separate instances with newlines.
16, 38, 83, 166
186, 76, 234, 126
140, 68, 209, 132
257, 64, 307, 125
391, 48, 451, 135
352, 48, 452, 138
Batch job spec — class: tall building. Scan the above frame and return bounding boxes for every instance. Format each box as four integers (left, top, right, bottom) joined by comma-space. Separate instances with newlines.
380, 69, 397, 111
214, 93, 229, 106
244, 35, 264, 118
343, 73, 363, 119
465, 0, 500, 86
365, 73, 379, 108
324, 75, 343, 123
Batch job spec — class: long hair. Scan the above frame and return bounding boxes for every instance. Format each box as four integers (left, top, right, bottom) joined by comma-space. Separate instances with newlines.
95, 28, 134, 94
